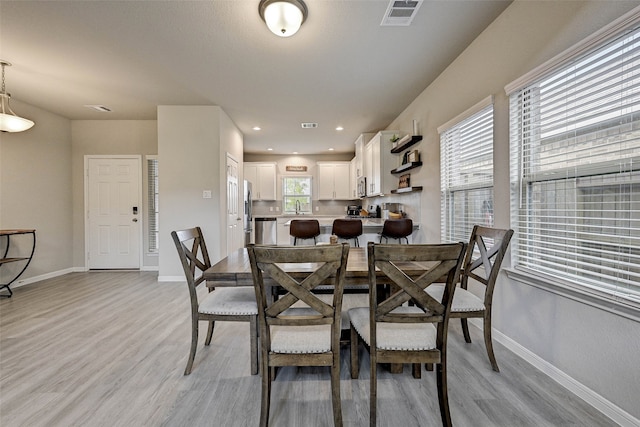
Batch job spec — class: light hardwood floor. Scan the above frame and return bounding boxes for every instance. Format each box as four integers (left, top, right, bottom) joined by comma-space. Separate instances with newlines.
1, 272, 615, 426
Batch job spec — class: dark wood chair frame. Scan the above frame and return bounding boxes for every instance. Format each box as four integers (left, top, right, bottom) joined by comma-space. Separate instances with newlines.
248, 243, 350, 427
452, 225, 514, 372
172, 227, 258, 376
350, 242, 466, 427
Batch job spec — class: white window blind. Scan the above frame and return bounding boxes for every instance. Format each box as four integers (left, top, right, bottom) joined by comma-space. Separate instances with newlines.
509, 24, 640, 303
147, 157, 159, 253
440, 100, 494, 244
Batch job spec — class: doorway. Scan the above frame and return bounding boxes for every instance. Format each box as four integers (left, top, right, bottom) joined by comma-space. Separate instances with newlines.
85, 156, 142, 269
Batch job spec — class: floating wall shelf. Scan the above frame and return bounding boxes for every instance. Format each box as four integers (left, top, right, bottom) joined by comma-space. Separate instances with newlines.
390, 161, 422, 175
390, 186, 423, 194
391, 135, 422, 154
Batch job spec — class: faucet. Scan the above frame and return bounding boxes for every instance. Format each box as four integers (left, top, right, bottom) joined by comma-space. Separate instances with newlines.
295, 200, 301, 215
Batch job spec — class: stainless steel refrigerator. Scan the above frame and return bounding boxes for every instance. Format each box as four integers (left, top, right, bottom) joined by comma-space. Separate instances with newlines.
243, 180, 252, 247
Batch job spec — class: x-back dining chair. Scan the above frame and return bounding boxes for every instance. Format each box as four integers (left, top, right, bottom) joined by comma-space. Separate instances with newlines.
248, 243, 350, 427
171, 227, 258, 375
426, 225, 513, 372
349, 242, 466, 427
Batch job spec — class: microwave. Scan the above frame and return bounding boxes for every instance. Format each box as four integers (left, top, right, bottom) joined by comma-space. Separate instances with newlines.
357, 176, 367, 198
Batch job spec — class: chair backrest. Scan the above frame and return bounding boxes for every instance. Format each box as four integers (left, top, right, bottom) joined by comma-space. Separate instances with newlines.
367, 241, 466, 350
171, 227, 212, 307
248, 243, 350, 338
332, 218, 362, 238
289, 219, 321, 239
461, 225, 514, 299
381, 218, 413, 238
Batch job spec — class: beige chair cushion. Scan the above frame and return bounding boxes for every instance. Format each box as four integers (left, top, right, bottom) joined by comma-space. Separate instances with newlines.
426, 284, 486, 312
199, 287, 258, 315
270, 324, 332, 354
349, 306, 437, 351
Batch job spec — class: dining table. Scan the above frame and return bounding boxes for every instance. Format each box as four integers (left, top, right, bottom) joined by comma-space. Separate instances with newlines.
205, 246, 392, 289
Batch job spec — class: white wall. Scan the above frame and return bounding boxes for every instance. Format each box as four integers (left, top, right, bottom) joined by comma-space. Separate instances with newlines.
0, 100, 73, 283
71, 120, 158, 269
388, 0, 640, 422
158, 106, 243, 279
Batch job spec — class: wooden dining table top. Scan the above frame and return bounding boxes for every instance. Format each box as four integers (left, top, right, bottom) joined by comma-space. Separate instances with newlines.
204, 246, 435, 288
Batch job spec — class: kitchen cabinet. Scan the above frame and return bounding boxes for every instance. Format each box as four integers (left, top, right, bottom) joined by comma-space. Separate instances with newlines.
350, 158, 357, 199
317, 162, 352, 200
244, 162, 277, 200
354, 133, 374, 178
364, 131, 401, 197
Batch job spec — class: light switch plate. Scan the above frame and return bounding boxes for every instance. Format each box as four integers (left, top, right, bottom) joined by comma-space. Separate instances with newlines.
202, 190, 212, 199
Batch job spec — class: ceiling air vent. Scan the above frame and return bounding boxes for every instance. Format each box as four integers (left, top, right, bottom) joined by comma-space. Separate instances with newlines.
381, 0, 423, 26
301, 122, 318, 129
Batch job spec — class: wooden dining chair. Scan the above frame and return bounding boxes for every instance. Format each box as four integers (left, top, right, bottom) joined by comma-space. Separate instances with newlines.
171, 227, 258, 375
349, 241, 466, 427
247, 243, 350, 427
426, 225, 513, 372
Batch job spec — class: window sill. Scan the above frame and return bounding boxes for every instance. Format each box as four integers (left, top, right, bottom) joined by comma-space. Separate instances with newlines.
504, 267, 640, 323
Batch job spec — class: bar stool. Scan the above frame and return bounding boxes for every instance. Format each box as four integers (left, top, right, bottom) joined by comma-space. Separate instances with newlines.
290, 219, 321, 245
331, 218, 363, 247
379, 218, 413, 244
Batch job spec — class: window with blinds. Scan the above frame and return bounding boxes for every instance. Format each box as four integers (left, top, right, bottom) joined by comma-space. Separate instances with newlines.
440, 99, 494, 244
147, 157, 159, 253
509, 24, 640, 303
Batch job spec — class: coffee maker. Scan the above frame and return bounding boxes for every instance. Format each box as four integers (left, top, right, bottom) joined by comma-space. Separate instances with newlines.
347, 205, 361, 217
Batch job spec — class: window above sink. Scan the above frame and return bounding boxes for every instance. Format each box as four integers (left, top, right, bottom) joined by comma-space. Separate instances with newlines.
283, 176, 312, 215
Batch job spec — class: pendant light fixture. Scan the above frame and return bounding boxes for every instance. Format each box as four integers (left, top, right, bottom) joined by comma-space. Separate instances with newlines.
0, 61, 34, 133
259, 0, 308, 38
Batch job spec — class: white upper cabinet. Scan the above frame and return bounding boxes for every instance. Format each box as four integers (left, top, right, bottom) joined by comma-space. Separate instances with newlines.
364, 131, 402, 197
354, 133, 374, 179
317, 162, 352, 200
244, 162, 277, 200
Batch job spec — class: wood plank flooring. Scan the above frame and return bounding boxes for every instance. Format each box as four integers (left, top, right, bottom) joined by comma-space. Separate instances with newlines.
0, 272, 616, 426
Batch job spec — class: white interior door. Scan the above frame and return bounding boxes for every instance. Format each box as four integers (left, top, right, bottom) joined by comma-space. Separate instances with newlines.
226, 154, 242, 255
87, 157, 142, 269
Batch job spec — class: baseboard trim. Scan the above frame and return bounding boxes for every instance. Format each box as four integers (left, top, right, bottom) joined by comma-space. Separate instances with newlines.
476, 319, 639, 427
158, 275, 185, 282
140, 266, 159, 272
11, 268, 76, 289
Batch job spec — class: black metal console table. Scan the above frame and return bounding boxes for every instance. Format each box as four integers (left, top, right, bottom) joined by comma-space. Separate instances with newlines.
0, 229, 36, 298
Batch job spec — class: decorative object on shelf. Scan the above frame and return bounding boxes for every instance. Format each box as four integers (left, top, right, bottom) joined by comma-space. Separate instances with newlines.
407, 149, 420, 163
0, 61, 35, 133
413, 119, 419, 136
402, 151, 410, 164
259, 0, 308, 38
393, 134, 411, 149
399, 174, 410, 188
390, 134, 400, 143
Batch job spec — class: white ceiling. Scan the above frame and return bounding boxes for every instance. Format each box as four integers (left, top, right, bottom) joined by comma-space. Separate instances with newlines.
0, 0, 511, 154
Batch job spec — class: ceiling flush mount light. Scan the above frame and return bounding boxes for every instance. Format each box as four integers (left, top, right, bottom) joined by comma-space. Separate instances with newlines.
259, 0, 308, 38
0, 61, 34, 133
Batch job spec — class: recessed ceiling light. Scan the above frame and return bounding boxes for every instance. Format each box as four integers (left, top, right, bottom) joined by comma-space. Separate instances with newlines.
293, 151, 299, 154
336, 126, 344, 131
253, 126, 261, 131
267, 147, 273, 151
84, 105, 111, 112
328, 148, 334, 151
